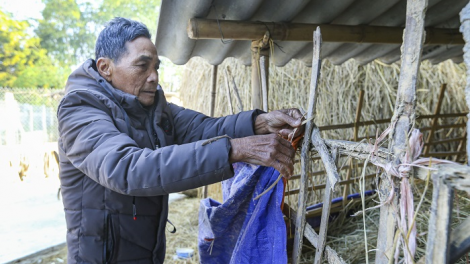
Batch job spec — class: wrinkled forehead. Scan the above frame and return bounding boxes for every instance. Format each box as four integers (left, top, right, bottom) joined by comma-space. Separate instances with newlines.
123, 37, 159, 63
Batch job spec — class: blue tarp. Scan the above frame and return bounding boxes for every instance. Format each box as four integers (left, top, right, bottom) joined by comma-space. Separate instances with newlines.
198, 162, 287, 264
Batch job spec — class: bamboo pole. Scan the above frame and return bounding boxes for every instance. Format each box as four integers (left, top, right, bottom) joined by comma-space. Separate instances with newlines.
187, 18, 463, 45
260, 56, 269, 112
423, 84, 447, 155
251, 32, 270, 110
460, 2, 470, 165
292, 27, 322, 264
376, 0, 428, 263
209, 65, 218, 117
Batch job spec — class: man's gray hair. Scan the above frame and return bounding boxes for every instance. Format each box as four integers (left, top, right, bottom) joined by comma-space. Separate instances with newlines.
95, 17, 151, 62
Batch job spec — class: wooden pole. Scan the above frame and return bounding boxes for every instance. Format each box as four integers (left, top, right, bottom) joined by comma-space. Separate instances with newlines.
460, 2, 470, 165
187, 18, 463, 45
376, 0, 428, 263
292, 27, 322, 264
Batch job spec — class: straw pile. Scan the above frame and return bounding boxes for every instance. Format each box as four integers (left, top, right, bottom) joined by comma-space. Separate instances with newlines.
180, 57, 467, 203
179, 56, 469, 262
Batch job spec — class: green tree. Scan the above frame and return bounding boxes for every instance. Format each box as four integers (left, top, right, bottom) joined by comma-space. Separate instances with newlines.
36, 0, 96, 68
0, 10, 66, 88
36, 0, 161, 70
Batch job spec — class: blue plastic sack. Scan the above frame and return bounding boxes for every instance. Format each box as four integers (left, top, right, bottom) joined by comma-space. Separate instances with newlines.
198, 162, 287, 264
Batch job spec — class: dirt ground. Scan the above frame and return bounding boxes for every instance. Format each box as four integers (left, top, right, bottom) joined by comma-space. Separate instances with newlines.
11, 197, 200, 264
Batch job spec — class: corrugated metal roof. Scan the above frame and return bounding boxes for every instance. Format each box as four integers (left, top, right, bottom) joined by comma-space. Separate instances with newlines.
155, 0, 467, 66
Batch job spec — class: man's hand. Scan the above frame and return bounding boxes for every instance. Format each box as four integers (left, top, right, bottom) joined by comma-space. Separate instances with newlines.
229, 134, 296, 178
254, 108, 304, 138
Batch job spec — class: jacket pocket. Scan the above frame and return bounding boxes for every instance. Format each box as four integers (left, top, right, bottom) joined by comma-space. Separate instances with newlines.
105, 214, 120, 264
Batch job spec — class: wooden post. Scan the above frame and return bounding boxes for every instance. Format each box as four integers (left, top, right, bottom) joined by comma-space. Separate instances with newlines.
425, 174, 454, 264
460, 2, 470, 165
209, 65, 218, 118
292, 27, 322, 264
251, 32, 270, 110
376, 0, 428, 263
423, 84, 447, 156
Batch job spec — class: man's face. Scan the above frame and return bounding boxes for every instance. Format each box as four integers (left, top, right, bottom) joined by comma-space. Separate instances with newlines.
110, 37, 160, 107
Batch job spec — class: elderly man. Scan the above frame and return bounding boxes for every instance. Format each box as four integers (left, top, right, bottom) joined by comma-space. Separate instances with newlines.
58, 17, 302, 264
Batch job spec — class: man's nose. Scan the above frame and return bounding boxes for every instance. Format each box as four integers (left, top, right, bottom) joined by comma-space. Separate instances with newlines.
148, 69, 158, 83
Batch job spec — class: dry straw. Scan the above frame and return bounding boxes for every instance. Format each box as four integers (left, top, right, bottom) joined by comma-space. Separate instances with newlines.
179, 57, 468, 262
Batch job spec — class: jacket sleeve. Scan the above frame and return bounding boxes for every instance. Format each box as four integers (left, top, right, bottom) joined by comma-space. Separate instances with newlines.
169, 103, 264, 144
58, 90, 236, 196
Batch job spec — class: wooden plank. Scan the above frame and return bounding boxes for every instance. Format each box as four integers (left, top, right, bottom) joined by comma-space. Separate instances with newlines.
449, 216, 470, 263
424, 84, 447, 155
187, 18, 463, 45
292, 27, 322, 264
425, 174, 453, 264
314, 148, 338, 264
376, 0, 428, 263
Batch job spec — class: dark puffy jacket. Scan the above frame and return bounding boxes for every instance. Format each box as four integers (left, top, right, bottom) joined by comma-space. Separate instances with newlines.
58, 59, 261, 264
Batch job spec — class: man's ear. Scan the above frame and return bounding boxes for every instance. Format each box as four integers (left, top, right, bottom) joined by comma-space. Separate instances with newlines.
96, 57, 113, 82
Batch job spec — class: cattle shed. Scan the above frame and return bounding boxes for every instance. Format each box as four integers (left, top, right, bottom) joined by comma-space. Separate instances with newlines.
156, 0, 470, 263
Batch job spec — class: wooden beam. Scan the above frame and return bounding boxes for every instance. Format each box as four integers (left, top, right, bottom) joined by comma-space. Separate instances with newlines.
376, 0, 428, 263
292, 27, 322, 264
460, 2, 470, 165
187, 18, 463, 45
